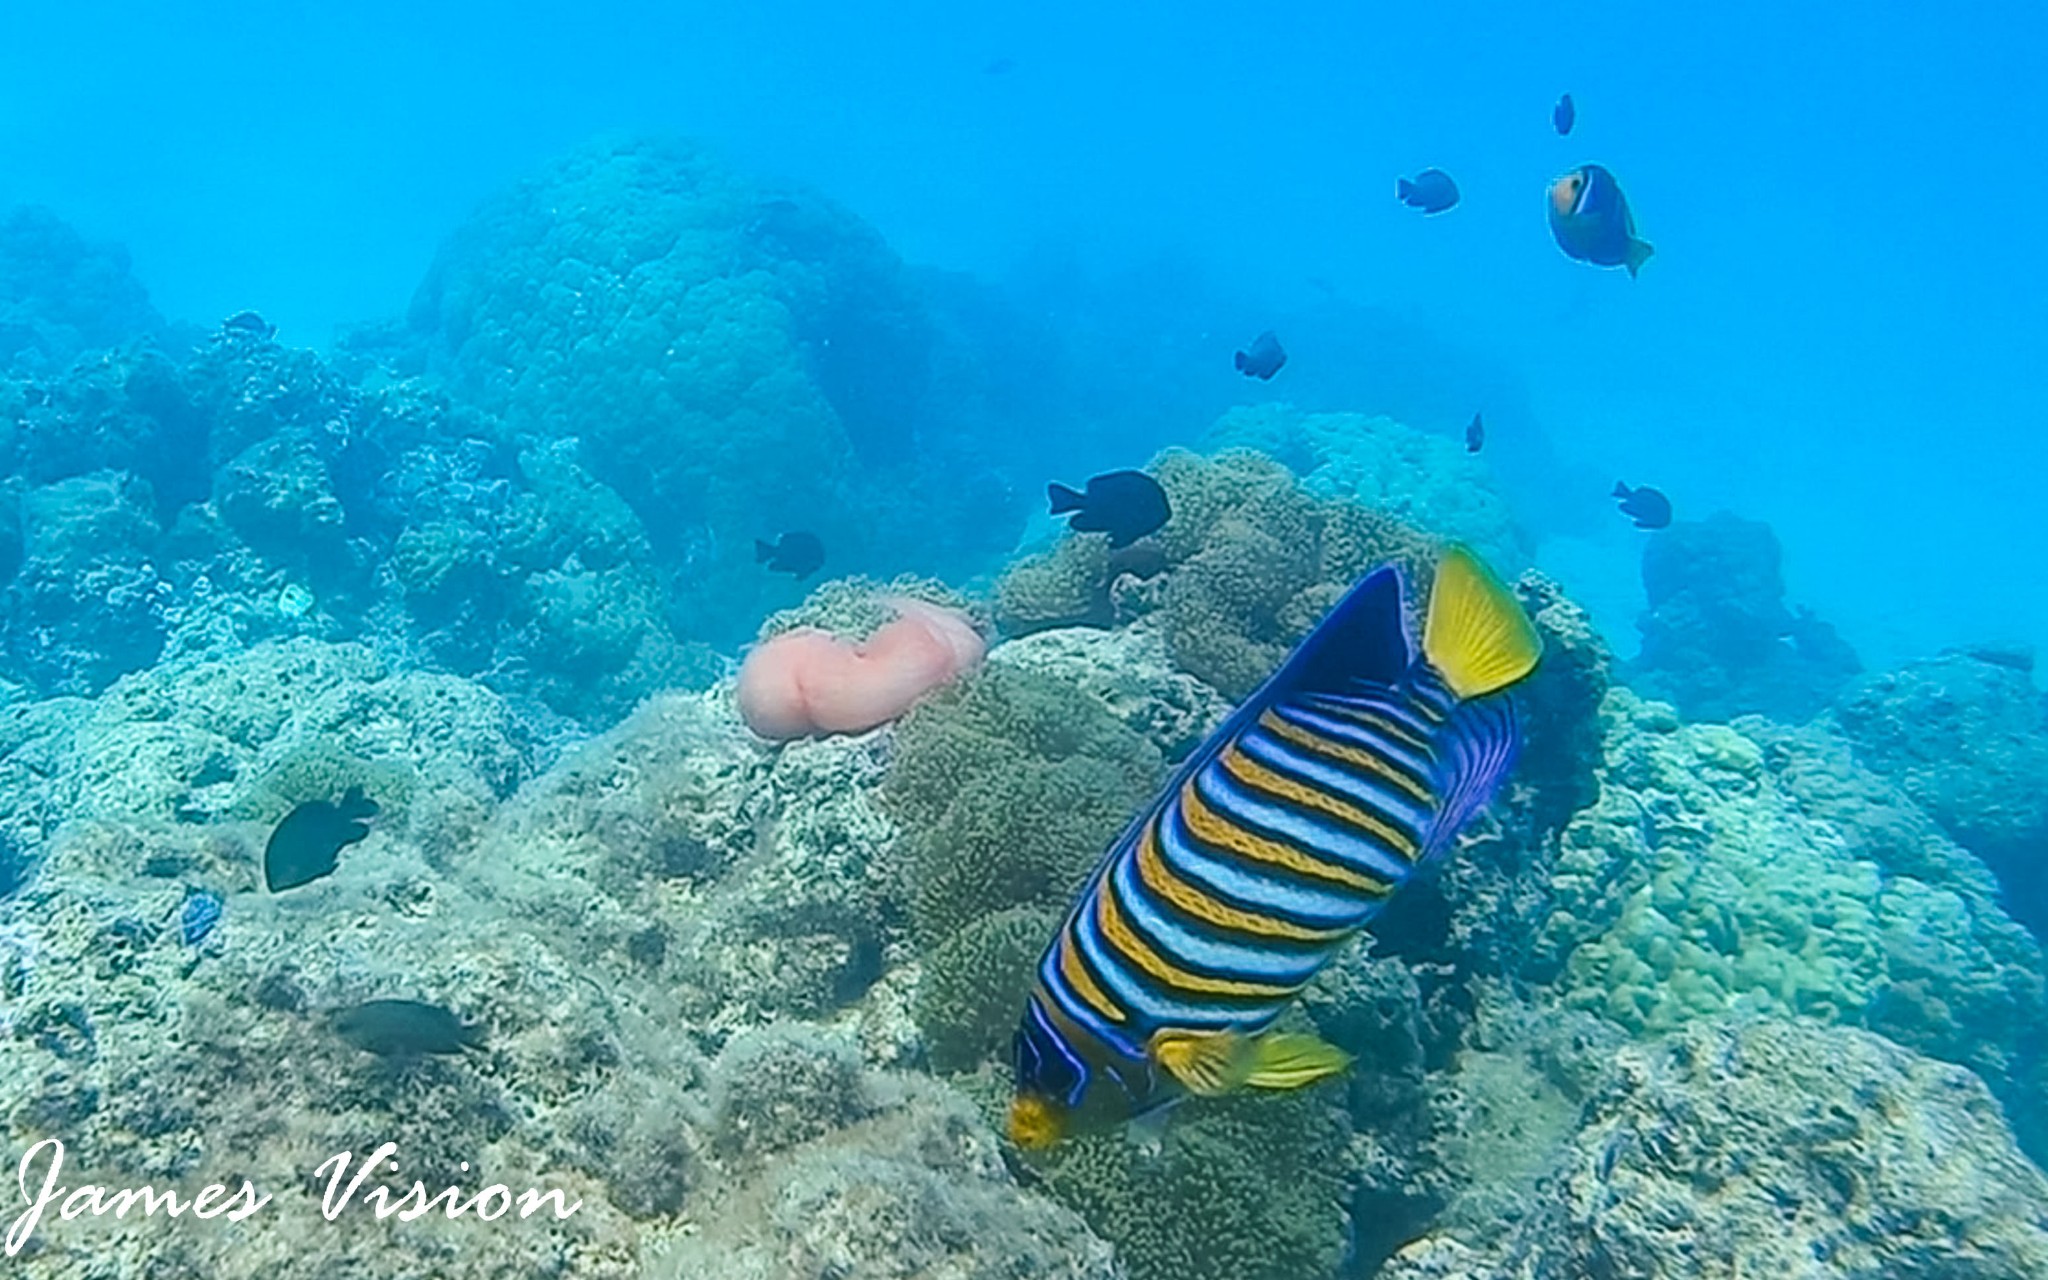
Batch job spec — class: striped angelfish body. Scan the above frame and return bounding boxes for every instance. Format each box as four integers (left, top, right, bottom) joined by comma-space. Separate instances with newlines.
1008, 547, 1541, 1148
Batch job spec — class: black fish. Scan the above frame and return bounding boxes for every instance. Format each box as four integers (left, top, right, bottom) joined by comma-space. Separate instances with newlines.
1466, 413, 1485, 453
756, 531, 825, 580
220, 311, 276, 340
1612, 481, 1672, 530
1397, 169, 1460, 214
1554, 93, 1576, 136
264, 786, 378, 892
330, 999, 483, 1057
1048, 470, 1171, 549
1234, 330, 1286, 380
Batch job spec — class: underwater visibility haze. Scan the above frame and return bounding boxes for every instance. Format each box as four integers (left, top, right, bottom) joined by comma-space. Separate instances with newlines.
0, 2, 2044, 1277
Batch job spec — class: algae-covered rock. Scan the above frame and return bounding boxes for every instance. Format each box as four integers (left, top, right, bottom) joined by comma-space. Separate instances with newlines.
1827, 647, 2048, 942
2, 469, 168, 694
662, 1076, 1120, 1280
1380, 1018, 2048, 1280
708, 1023, 874, 1157
990, 622, 1230, 764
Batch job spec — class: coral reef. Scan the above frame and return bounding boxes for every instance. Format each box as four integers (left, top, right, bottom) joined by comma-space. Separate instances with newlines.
3, 186, 2044, 1280
0, 206, 166, 373
403, 134, 1017, 645
0, 317, 714, 719
1628, 511, 1862, 723
877, 659, 1160, 1065
998, 448, 1437, 701
1199, 403, 1526, 571
1378, 1018, 2048, 1280
1533, 688, 2048, 1143
0, 633, 1118, 1280
1827, 646, 2048, 942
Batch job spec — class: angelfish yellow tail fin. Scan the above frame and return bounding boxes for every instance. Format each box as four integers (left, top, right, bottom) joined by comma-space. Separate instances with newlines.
1242, 1031, 1353, 1090
1423, 545, 1543, 699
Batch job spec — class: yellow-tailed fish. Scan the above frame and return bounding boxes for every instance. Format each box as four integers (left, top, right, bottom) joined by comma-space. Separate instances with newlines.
1006, 546, 1541, 1149
1547, 163, 1653, 277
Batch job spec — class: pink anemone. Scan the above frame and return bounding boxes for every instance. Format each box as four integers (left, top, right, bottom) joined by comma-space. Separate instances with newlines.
736, 597, 985, 740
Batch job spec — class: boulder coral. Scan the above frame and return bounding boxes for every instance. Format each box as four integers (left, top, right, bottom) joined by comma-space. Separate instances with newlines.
1533, 688, 2047, 1145
1628, 511, 1861, 723
0, 204, 166, 373
403, 134, 1017, 644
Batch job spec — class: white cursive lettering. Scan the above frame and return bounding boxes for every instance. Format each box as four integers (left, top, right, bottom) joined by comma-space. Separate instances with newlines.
5, 1139, 269, 1253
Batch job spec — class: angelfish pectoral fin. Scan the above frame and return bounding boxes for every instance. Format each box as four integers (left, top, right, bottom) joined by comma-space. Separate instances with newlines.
1148, 1028, 1354, 1096
1148, 1028, 1251, 1096
1240, 1031, 1354, 1089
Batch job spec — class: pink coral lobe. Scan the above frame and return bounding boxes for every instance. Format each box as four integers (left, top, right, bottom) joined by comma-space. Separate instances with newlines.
736, 597, 986, 740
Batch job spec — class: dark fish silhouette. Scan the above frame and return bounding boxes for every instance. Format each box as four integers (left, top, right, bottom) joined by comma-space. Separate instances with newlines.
1234, 330, 1287, 380
264, 786, 378, 892
1548, 164, 1653, 276
1397, 169, 1460, 214
330, 999, 484, 1057
756, 531, 826, 580
1106, 543, 1170, 581
220, 311, 276, 340
1466, 413, 1485, 453
1048, 470, 1172, 549
1612, 482, 1672, 529
1554, 93, 1576, 136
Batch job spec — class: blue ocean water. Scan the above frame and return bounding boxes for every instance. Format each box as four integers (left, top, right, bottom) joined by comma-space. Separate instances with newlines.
4, 1, 2043, 665
0, 3, 2044, 1277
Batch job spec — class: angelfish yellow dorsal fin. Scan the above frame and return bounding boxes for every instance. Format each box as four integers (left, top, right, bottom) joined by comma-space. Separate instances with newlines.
1148, 1028, 1249, 1096
1241, 1031, 1354, 1090
1423, 545, 1543, 699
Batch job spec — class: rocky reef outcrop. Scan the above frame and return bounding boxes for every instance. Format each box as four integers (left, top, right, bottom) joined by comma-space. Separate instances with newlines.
1380, 1017, 2048, 1280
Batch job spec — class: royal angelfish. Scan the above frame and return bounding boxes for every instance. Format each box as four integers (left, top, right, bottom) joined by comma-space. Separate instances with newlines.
1007, 546, 1541, 1149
